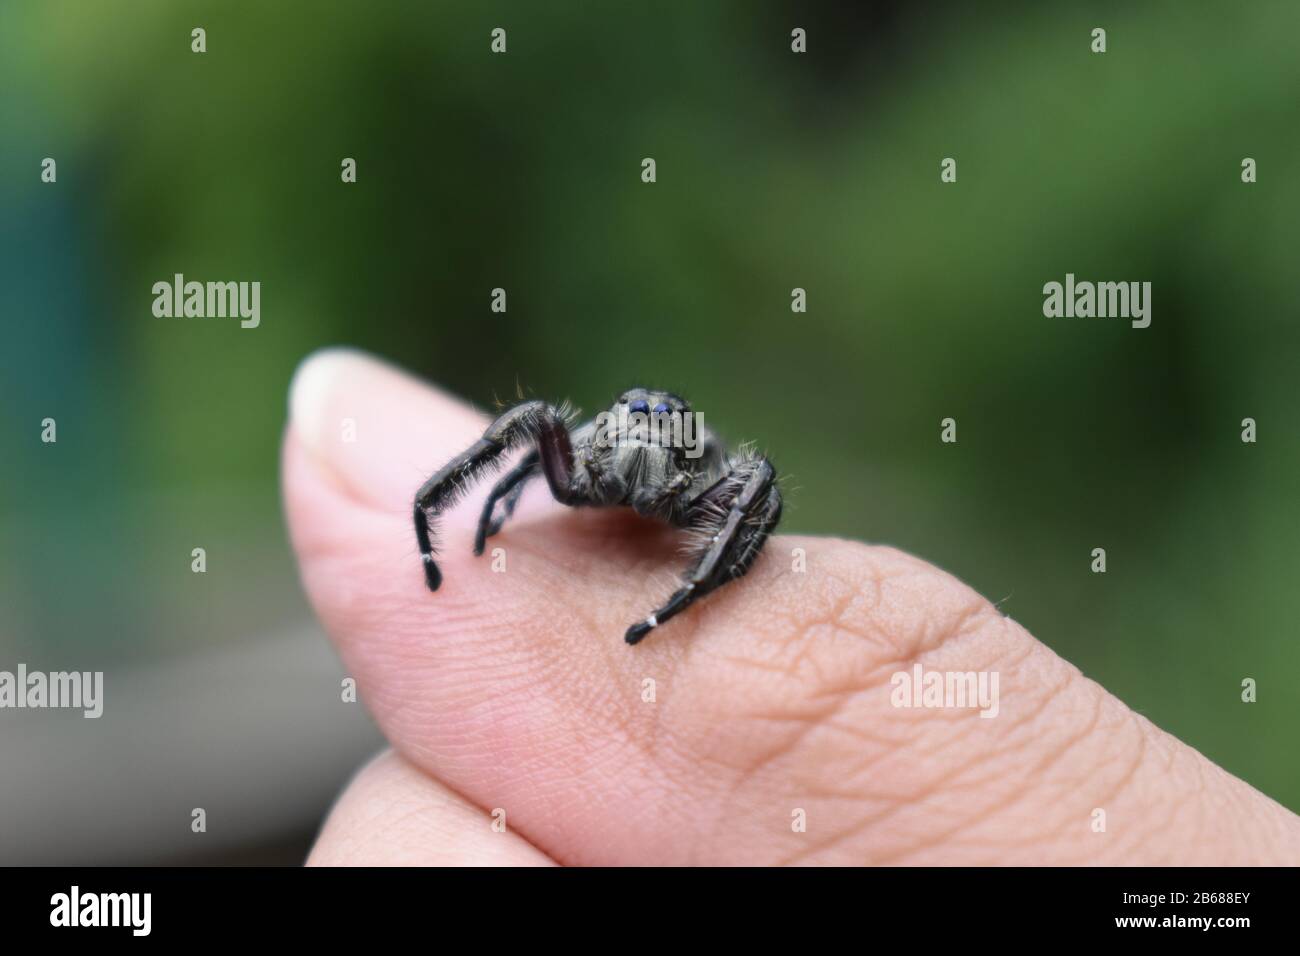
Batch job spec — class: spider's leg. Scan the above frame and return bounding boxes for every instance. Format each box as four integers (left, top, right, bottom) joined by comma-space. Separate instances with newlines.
474, 450, 540, 555
536, 413, 577, 503
631, 469, 693, 520
486, 463, 535, 534
415, 401, 573, 591
625, 456, 782, 644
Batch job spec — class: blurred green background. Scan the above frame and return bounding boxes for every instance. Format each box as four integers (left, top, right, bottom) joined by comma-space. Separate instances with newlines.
2, 0, 1298, 861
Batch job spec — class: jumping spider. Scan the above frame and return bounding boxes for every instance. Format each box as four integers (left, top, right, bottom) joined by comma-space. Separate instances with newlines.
414, 388, 782, 644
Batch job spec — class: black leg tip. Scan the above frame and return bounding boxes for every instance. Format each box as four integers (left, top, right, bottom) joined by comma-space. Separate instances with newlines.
423, 556, 442, 591
625, 618, 656, 645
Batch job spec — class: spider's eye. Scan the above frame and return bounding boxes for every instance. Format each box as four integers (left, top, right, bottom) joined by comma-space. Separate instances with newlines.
629, 399, 650, 415
652, 402, 671, 415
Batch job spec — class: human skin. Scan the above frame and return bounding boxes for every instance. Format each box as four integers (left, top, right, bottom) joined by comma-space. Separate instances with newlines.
284, 349, 1300, 866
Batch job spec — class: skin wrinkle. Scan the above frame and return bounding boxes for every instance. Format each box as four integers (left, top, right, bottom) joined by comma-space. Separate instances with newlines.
868, 762, 1069, 866
681, 555, 1090, 864
775, 727, 1016, 865
766, 610, 1095, 864
702, 712, 852, 858
1083, 712, 1153, 860
685, 630, 881, 848
1123, 786, 1190, 865
1189, 755, 1243, 855
774, 739, 995, 865
1177, 756, 1237, 859
1026, 681, 1105, 779
588, 664, 698, 812
914, 750, 1107, 859
869, 812, 1000, 867
938, 757, 1062, 837
806, 606, 1008, 712
713, 694, 854, 805
921, 598, 1006, 660
941, 702, 1102, 853
623, 645, 684, 774
977, 712, 1092, 827
820, 713, 899, 751
614, 692, 695, 808
996, 670, 1080, 752
749, 559, 926, 697
782, 721, 918, 801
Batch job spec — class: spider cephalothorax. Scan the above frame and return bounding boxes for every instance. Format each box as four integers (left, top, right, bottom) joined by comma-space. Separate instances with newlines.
414, 388, 783, 644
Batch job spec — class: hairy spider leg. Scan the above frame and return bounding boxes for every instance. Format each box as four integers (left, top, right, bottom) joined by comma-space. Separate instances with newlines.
414, 401, 575, 591
474, 450, 540, 555
625, 457, 782, 644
